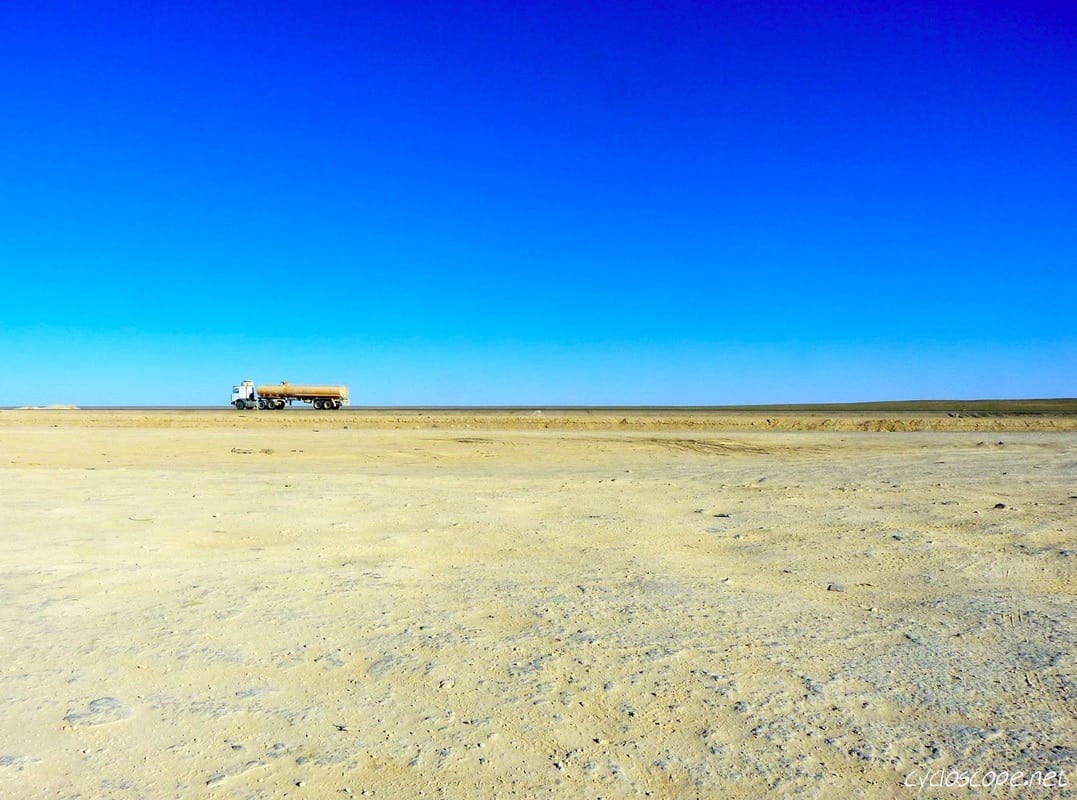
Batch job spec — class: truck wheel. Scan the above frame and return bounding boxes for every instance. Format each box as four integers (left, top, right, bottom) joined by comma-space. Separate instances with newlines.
234, 400, 246, 410
275, 400, 286, 410
314, 399, 324, 410
258, 399, 266, 409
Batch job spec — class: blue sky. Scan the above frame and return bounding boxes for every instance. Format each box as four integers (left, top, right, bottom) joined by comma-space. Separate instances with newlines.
2, 1, 1074, 405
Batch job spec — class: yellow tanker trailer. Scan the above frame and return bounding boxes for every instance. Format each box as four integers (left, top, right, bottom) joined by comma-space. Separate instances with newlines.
230, 380, 349, 410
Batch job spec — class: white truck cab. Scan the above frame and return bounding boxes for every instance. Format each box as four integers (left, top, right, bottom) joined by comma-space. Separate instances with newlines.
230, 380, 256, 409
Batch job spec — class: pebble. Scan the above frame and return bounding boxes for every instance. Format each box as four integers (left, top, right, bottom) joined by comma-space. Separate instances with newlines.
827, 584, 846, 592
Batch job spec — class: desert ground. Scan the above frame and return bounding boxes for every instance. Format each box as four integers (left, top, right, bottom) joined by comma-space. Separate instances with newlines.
0, 409, 1074, 798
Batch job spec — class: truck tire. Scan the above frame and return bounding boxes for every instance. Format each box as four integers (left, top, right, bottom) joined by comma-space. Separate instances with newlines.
314, 399, 324, 410
275, 399, 286, 410
234, 400, 246, 410
258, 399, 266, 409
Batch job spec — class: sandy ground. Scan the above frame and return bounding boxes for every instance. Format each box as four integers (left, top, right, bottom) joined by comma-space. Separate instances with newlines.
0, 410, 1074, 798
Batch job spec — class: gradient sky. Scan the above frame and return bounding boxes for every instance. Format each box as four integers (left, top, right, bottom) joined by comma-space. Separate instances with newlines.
2, 1, 1074, 405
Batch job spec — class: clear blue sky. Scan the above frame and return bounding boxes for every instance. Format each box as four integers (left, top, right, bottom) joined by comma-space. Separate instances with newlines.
2, 1, 1074, 405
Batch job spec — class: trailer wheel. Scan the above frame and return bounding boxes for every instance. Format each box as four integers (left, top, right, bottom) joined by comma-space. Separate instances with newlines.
234, 400, 246, 410
275, 399, 286, 410
257, 399, 266, 409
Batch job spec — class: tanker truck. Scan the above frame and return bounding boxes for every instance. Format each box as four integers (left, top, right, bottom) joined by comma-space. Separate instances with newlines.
230, 380, 349, 410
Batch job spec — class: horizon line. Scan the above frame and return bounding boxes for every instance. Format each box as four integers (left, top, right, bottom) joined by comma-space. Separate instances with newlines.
5, 397, 1077, 414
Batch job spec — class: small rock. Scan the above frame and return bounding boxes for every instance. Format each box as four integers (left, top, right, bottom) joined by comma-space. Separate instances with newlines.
827, 584, 846, 593
994, 503, 1006, 509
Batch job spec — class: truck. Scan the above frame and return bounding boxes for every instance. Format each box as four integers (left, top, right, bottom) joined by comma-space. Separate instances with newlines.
230, 380, 349, 410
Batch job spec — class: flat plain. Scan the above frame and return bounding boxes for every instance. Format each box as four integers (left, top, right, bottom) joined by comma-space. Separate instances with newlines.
0, 408, 1074, 798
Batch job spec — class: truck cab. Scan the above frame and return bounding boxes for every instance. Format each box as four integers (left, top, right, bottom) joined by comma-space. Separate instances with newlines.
230, 380, 256, 410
